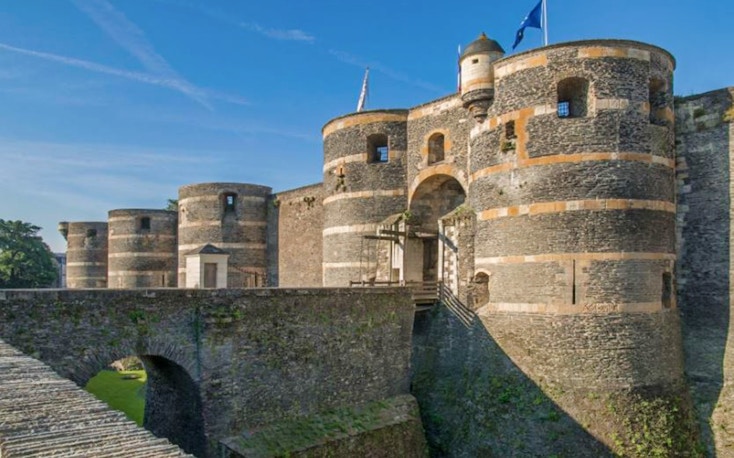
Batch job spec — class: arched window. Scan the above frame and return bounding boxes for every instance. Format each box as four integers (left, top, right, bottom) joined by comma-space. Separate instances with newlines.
367, 134, 389, 163
557, 77, 589, 118
427, 133, 445, 165
649, 78, 667, 126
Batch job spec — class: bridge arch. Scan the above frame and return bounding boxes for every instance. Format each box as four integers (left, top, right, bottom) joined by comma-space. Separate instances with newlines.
61, 340, 205, 456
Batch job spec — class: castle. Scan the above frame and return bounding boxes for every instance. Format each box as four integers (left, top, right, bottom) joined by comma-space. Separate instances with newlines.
53, 33, 734, 455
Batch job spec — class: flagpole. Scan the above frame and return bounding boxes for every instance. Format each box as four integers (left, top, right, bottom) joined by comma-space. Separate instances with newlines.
542, 0, 549, 46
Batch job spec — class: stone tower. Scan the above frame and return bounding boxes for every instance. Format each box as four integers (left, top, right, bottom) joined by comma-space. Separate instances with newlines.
459, 33, 505, 122
465, 38, 691, 450
321, 110, 409, 286
177, 183, 271, 288
58, 221, 108, 288
107, 209, 177, 288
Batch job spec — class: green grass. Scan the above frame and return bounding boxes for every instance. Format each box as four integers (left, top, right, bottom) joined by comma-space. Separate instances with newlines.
85, 369, 147, 425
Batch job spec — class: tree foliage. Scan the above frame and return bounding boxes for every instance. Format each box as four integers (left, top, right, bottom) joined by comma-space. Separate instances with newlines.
0, 219, 58, 288
165, 199, 178, 211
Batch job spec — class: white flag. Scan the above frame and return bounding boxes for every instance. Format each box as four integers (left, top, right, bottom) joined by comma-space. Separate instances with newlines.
356, 67, 369, 112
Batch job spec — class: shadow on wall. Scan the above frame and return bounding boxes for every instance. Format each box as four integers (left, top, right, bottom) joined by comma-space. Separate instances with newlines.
411, 297, 610, 456
676, 91, 734, 456
411, 288, 700, 457
141, 355, 206, 457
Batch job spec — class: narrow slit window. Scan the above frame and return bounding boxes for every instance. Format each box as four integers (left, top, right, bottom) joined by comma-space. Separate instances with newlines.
505, 121, 516, 139
139, 216, 151, 231
223, 193, 237, 213
649, 78, 667, 126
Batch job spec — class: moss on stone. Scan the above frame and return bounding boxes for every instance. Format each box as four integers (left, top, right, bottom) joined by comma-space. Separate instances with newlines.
221, 395, 426, 457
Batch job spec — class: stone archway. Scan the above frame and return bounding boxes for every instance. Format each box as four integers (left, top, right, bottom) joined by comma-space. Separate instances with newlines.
407, 175, 466, 282
140, 355, 206, 456
71, 345, 205, 456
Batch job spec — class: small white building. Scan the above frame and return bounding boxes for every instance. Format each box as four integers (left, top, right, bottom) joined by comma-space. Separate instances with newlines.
184, 244, 229, 288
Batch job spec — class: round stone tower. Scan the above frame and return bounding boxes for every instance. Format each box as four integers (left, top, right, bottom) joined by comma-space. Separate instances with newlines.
465, 39, 695, 450
459, 32, 505, 122
59, 221, 108, 288
107, 209, 177, 288
177, 183, 271, 288
321, 110, 409, 286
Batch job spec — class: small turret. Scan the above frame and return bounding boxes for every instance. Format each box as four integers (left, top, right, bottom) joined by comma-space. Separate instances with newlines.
459, 32, 505, 122
58, 221, 69, 240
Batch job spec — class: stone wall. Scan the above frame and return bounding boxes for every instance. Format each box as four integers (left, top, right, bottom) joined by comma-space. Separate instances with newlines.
271, 183, 324, 287
675, 87, 734, 454
412, 303, 699, 457
0, 288, 415, 457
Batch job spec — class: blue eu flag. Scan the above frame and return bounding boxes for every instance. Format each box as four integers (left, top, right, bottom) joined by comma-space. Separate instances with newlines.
513, 0, 543, 50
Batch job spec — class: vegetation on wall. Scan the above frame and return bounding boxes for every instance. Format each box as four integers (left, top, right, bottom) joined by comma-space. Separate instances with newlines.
724, 105, 734, 122
0, 219, 58, 288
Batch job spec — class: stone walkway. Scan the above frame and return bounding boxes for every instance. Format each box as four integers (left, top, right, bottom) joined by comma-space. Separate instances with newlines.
0, 339, 190, 457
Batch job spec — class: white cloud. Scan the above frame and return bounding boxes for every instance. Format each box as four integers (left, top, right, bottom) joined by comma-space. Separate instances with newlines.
0, 42, 247, 107
238, 22, 315, 43
152, 0, 315, 43
71, 0, 212, 108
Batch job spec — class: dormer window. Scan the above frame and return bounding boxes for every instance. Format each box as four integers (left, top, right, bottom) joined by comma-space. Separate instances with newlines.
367, 134, 389, 163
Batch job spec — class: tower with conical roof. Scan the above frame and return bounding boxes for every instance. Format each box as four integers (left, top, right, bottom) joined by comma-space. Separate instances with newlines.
459, 32, 505, 121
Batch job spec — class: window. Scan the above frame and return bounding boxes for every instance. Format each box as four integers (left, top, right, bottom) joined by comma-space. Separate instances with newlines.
662, 272, 672, 308
557, 101, 570, 118
505, 121, 516, 139
649, 78, 667, 126
367, 134, 389, 163
86, 228, 97, 238
427, 132, 445, 165
223, 193, 237, 213
139, 216, 151, 231
557, 77, 589, 118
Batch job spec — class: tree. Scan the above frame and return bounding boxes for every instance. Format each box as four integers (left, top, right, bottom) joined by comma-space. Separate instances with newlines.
0, 219, 58, 288
165, 199, 178, 211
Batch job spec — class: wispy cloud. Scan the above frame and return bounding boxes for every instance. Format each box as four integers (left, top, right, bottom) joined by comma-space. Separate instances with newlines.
0, 42, 247, 106
71, 0, 213, 108
153, 0, 315, 43
329, 49, 446, 94
237, 21, 315, 43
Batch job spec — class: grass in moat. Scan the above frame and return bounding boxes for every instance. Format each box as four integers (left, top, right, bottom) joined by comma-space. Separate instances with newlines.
85, 369, 147, 426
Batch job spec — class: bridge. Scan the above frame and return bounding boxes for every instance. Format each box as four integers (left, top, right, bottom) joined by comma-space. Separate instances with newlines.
0, 288, 419, 457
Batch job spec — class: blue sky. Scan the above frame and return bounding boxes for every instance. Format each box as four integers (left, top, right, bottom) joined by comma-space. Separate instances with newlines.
0, 0, 731, 252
